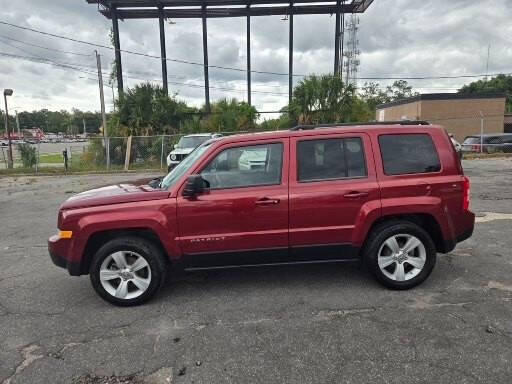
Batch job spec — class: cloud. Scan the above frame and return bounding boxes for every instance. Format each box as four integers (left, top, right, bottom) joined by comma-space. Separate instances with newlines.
0, 0, 510, 114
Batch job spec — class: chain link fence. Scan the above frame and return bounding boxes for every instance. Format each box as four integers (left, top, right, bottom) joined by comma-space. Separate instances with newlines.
1, 115, 511, 173
0, 133, 247, 173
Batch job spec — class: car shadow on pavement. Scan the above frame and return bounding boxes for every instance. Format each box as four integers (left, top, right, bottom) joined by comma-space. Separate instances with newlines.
159, 261, 377, 299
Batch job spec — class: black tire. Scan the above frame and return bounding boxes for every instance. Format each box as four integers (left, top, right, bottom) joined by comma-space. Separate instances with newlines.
90, 236, 168, 306
363, 220, 436, 290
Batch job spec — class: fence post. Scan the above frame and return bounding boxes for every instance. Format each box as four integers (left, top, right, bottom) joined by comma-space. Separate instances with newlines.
0, 147, 6, 169
106, 137, 111, 170
124, 136, 132, 171
479, 111, 484, 153
35, 141, 40, 173
160, 135, 165, 169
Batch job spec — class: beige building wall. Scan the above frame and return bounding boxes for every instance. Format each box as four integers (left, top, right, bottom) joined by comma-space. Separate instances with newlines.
421, 98, 505, 142
376, 101, 421, 122
376, 97, 506, 142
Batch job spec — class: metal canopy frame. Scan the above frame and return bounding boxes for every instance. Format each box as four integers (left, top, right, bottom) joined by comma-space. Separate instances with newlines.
86, 0, 374, 112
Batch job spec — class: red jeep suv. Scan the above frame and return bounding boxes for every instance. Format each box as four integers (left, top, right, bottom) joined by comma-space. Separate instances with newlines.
48, 122, 475, 306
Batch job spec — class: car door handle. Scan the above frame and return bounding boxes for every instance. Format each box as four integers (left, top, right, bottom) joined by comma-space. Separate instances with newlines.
343, 191, 369, 199
255, 197, 280, 206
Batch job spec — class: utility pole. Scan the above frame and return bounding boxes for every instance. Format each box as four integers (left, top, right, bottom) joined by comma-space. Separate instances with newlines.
95, 50, 109, 168
83, 118, 86, 136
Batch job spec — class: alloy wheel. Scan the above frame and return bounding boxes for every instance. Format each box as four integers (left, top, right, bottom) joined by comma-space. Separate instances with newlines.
99, 251, 152, 300
377, 234, 426, 282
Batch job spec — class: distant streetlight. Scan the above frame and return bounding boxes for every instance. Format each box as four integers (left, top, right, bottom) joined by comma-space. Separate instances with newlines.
3, 89, 14, 169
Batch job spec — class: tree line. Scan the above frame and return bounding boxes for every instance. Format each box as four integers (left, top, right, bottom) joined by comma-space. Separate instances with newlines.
2, 74, 511, 137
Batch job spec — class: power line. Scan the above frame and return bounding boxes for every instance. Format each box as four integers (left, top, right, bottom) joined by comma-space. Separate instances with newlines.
0, 50, 288, 96
0, 33, 93, 57
1, 20, 511, 81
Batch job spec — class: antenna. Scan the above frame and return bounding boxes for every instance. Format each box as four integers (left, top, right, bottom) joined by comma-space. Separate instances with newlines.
485, 44, 491, 82
343, 14, 360, 87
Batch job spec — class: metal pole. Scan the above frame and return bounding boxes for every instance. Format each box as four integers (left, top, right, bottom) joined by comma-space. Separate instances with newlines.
160, 135, 165, 169
288, 1, 294, 108
202, 5, 211, 114
341, 0, 345, 79
96, 51, 109, 168
15, 110, 20, 139
111, 6, 124, 94
247, 4, 251, 106
158, 6, 169, 94
111, 82, 116, 111
480, 111, 484, 153
3, 94, 13, 169
334, 0, 341, 75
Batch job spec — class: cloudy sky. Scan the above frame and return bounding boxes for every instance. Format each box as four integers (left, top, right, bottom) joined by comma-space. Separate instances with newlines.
0, 0, 510, 117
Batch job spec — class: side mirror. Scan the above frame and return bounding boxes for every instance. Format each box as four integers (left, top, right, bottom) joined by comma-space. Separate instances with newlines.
173, 144, 178, 149
182, 175, 209, 197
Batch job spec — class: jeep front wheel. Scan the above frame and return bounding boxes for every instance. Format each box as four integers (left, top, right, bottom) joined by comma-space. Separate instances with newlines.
90, 237, 167, 306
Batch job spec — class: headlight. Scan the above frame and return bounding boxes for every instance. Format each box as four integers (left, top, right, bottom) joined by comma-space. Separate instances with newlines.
170, 154, 177, 161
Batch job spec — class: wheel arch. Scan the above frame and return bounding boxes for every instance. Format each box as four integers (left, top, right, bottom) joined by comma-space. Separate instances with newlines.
81, 228, 170, 275
360, 213, 447, 255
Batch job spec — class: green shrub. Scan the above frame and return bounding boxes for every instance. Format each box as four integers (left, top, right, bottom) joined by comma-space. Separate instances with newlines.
17, 143, 37, 168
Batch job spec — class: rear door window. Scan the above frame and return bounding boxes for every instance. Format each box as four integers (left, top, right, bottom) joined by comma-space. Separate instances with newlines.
297, 137, 367, 182
379, 134, 441, 175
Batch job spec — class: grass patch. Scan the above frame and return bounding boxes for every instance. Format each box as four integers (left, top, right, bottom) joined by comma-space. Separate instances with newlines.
39, 153, 64, 164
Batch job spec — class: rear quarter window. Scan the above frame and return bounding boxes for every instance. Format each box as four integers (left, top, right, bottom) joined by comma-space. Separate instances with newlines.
379, 133, 441, 175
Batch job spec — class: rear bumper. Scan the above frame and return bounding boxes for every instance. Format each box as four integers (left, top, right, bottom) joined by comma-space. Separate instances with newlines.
456, 225, 474, 243
440, 211, 475, 253
48, 235, 82, 276
443, 211, 475, 253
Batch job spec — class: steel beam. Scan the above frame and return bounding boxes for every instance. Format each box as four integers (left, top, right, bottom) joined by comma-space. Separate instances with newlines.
111, 7, 124, 94
246, 4, 251, 106
89, 0, 364, 7
288, 1, 293, 108
202, 5, 211, 113
158, 7, 169, 94
99, 4, 367, 19
334, 0, 341, 75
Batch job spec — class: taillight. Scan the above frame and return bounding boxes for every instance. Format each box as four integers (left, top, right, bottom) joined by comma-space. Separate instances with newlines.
463, 176, 470, 211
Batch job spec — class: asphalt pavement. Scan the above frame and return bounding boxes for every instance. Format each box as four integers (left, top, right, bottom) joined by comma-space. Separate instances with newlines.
0, 159, 511, 383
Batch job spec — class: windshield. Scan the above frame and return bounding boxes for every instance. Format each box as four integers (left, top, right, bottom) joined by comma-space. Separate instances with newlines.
161, 143, 211, 189
463, 137, 481, 144
177, 136, 209, 149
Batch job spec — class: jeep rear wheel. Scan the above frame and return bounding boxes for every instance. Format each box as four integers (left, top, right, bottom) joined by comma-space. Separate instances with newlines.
364, 221, 436, 290
90, 237, 167, 306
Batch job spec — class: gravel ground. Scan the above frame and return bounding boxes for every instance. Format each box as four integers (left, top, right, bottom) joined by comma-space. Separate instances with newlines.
0, 159, 511, 384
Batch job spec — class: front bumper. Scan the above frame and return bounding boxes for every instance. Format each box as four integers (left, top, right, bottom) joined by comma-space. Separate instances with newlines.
48, 235, 82, 276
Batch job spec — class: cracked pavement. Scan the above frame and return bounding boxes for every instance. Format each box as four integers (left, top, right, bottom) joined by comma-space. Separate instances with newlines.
1, 160, 512, 383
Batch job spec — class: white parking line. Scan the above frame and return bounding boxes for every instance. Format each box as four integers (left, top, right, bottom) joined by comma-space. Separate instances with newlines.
475, 212, 512, 223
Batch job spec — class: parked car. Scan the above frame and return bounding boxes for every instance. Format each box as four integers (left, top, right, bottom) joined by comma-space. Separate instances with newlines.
49, 122, 475, 306
449, 134, 462, 159
166, 133, 221, 172
461, 134, 512, 154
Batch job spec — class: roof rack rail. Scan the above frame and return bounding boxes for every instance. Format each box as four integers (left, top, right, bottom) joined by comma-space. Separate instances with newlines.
289, 120, 431, 131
